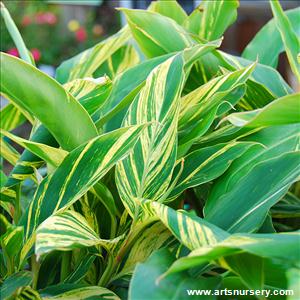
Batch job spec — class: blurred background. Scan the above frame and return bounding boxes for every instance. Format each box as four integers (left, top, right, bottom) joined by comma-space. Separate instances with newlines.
1, 0, 298, 82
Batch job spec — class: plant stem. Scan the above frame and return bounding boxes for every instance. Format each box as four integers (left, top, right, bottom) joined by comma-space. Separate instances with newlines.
13, 184, 21, 224
60, 252, 71, 282
31, 255, 40, 290
98, 217, 157, 286
0, 2, 33, 64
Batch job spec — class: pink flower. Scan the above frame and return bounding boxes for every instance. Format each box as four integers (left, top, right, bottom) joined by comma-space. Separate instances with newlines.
22, 15, 32, 26
35, 12, 57, 25
31, 48, 41, 61
7, 48, 19, 57
43, 12, 57, 25
75, 27, 87, 43
35, 12, 45, 24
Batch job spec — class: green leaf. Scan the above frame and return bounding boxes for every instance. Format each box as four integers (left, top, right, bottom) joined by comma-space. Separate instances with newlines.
178, 63, 255, 151
287, 268, 300, 300
166, 232, 300, 275
120, 8, 195, 58
4, 76, 111, 188
63, 254, 95, 284
4, 126, 58, 188
116, 54, 185, 217
1, 226, 23, 274
0, 53, 97, 151
242, 8, 300, 68
205, 150, 300, 232
40, 285, 120, 300
120, 222, 172, 276
0, 104, 26, 131
93, 44, 140, 79
35, 211, 121, 256
220, 52, 293, 97
55, 26, 131, 83
1, 129, 67, 168
0, 271, 32, 300
184, 0, 239, 40
169, 142, 255, 200
270, 1, 300, 81
0, 2, 32, 64
99, 42, 220, 132
0, 138, 20, 165
221, 253, 264, 292
20, 125, 146, 243
64, 76, 112, 116
148, 0, 187, 25
129, 248, 220, 300
222, 93, 300, 128
142, 201, 228, 250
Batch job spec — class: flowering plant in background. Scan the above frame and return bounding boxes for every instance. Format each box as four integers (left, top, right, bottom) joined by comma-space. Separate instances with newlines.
0, 0, 110, 66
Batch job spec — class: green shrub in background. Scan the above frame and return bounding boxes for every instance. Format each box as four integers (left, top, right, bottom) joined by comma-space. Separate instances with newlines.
0, 0, 299, 299
0, 0, 115, 66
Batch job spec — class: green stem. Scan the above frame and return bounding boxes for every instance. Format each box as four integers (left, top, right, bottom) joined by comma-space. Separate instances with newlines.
98, 217, 157, 286
60, 252, 71, 282
31, 255, 40, 290
13, 184, 21, 224
0, 2, 33, 65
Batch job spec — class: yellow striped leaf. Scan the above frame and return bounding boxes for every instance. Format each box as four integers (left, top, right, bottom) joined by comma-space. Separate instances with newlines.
184, 0, 239, 40
270, 0, 300, 81
20, 125, 146, 243
41, 286, 120, 300
35, 211, 122, 256
1, 104, 26, 131
142, 201, 228, 250
166, 232, 300, 275
116, 54, 185, 217
1, 129, 67, 168
178, 63, 255, 153
64, 76, 112, 116
56, 26, 131, 83
169, 142, 255, 200
120, 8, 194, 58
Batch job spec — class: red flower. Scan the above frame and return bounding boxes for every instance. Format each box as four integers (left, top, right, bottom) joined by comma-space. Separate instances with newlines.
7, 48, 19, 57
22, 15, 32, 26
31, 48, 41, 61
75, 27, 87, 43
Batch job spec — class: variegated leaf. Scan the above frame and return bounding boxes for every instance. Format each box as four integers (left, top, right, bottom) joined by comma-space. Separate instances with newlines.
184, 0, 239, 40
1, 129, 67, 167
142, 201, 228, 250
64, 76, 112, 116
178, 63, 255, 154
169, 142, 255, 200
270, 1, 300, 81
20, 125, 146, 244
222, 93, 300, 128
120, 8, 195, 58
120, 222, 172, 276
116, 54, 185, 217
0, 104, 26, 131
165, 232, 300, 275
99, 42, 221, 132
41, 286, 120, 300
56, 26, 131, 83
35, 211, 122, 256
